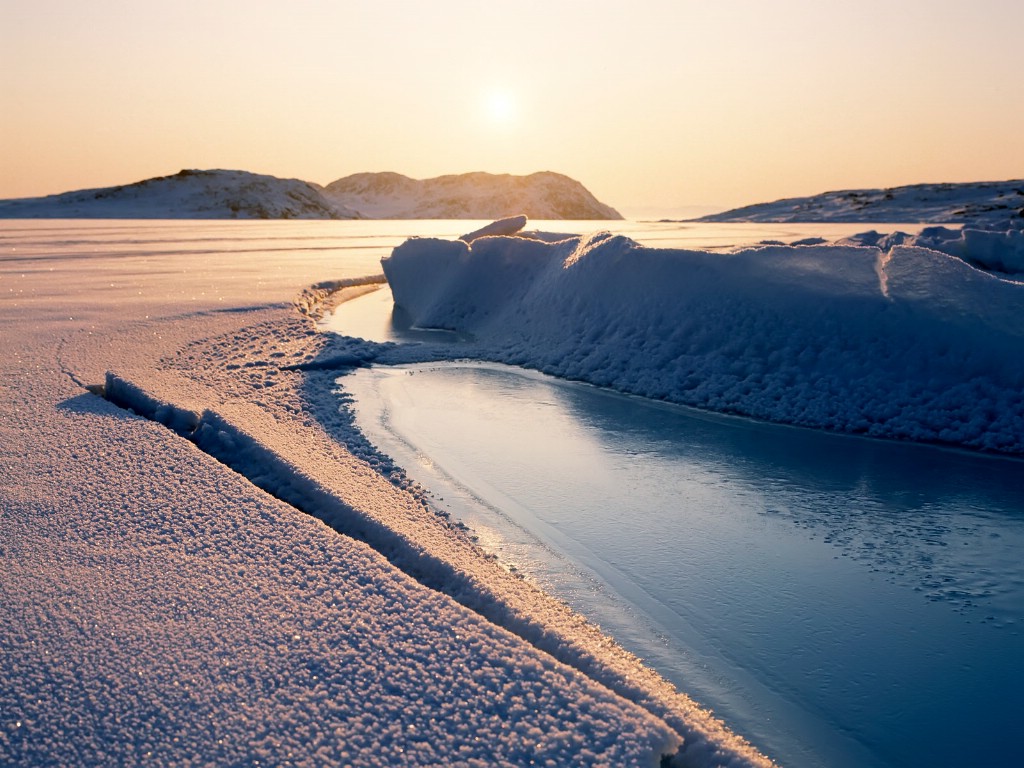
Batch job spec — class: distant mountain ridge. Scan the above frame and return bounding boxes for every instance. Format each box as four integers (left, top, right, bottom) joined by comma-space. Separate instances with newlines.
0, 169, 622, 220
0, 170, 356, 220
698, 179, 1024, 230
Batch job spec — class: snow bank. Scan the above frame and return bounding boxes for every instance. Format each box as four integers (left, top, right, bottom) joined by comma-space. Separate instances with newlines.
382, 231, 1024, 455
101, 352, 771, 767
840, 225, 1024, 275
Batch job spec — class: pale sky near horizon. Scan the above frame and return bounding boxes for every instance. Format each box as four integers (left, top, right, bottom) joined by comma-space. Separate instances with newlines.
2, 0, 1023, 215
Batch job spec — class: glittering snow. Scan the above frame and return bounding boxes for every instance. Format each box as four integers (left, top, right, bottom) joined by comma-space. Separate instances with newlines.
0, 220, 769, 768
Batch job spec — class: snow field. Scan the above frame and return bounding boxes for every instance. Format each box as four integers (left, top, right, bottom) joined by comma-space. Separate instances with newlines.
117, 312, 775, 767
3, 328, 686, 768
1, 223, 774, 768
8, 212, 1020, 768
2, 399, 679, 767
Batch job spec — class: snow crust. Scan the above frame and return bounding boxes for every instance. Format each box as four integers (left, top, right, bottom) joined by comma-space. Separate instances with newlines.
1, 221, 772, 768
383, 228, 1024, 455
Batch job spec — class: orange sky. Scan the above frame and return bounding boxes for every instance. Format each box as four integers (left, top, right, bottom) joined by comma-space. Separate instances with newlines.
2, 0, 1023, 215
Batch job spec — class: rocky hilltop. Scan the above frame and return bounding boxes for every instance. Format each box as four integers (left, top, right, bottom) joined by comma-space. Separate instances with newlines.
323, 171, 622, 220
0, 169, 621, 220
698, 179, 1024, 230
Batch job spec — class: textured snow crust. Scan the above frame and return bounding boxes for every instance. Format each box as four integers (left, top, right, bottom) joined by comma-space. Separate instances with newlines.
383, 230, 1024, 455
1, 223, 773, 768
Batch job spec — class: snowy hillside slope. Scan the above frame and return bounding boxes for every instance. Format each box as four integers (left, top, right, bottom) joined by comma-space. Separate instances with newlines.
323, 171, 623, 220
382, 226, 1024, 455
0, 169, 361, 220
699, 179, 1024, 230
0, 169, 621, 220
837, 225, 1024, 275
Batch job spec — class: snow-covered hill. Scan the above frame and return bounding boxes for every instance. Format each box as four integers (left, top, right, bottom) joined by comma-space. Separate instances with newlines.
0, 169, 360, 220
323, 171, 623, 220
0, 169, 621, 220
699, 180, 1024, 230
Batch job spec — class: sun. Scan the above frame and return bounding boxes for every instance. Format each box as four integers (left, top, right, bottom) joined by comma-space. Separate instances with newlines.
483, 90, 517, 125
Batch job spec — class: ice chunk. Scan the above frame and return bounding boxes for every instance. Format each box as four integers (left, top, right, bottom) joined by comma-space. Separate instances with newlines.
459, 214, 528, 242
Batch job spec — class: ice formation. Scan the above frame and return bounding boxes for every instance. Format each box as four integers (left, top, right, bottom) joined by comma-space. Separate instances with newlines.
383, 228, 1024, 455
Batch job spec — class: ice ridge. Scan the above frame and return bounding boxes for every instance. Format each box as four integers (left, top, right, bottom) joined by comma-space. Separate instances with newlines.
383, 230, 1024, 455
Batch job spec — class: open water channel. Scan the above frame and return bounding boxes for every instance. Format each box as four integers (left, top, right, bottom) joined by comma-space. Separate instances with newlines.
327, 268, 1024, 768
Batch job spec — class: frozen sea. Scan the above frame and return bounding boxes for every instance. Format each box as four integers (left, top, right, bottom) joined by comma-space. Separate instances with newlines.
6, 218, 1021, 768
324, 224, 1024, 768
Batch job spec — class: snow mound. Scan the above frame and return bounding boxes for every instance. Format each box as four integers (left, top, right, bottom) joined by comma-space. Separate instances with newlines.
0, 169, 361, 220
839, 225, 1024, 275
323, 171, 623, 220
699, 179, 1024, 231
383, 231, 1024, 455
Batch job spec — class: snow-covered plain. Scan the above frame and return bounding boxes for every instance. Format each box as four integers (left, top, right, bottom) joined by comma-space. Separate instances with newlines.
0, 220, 774, 768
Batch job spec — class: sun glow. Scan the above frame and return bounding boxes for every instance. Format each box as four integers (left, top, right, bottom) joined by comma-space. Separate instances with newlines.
2, 2, 1022, 206
483, 90, 517, 125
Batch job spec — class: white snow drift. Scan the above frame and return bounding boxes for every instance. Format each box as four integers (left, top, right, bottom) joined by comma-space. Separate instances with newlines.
383, 223, 1024, 455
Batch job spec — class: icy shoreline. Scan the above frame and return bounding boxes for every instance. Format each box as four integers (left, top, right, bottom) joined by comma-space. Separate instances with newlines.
1, 221, 774, 768
12, 215, 1020, 767
381, 224, 1024, 456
